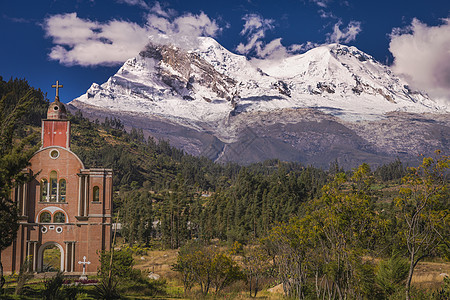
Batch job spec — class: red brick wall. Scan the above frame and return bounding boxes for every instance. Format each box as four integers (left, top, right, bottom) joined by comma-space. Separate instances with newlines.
2, 146, 112, 274
42, 120, 70, 148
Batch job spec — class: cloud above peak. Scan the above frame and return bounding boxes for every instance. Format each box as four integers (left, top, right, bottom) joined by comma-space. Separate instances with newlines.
44, 4, 221, 66
45, 13, 150, 66
327, 20, 362, 44
389, 18, 450, 104
236, 14, 278, 57
236, 14, 314, 59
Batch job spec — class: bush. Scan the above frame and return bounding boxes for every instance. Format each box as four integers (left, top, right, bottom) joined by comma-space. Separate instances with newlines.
172, 242, 244, 295
94, 277, 121, 300
14, 257, 33, 295
98, 250, 134, 280
433, 275, 450, 300
42, 272, 64, 300
376, 252, 409, 297
118, 278, 167, 297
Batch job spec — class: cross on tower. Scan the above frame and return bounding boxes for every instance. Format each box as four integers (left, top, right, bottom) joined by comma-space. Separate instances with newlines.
51, 80, 63, 100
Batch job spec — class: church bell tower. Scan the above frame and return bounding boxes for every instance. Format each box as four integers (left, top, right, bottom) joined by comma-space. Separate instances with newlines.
42, 81, 70, 149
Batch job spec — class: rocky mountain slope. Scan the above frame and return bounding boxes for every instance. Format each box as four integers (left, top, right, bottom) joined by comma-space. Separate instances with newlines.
69, 37, 449, 167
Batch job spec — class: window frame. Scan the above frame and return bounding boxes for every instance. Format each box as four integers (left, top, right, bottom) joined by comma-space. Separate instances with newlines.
39, 211, 51, 223
53, 211, 66, 223
40, 178, 49, 202
58, 178, 67, 202
49, 171, 58, 202
93, 186, 100, 202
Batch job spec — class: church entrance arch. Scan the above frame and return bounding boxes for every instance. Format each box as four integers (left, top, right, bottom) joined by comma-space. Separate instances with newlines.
37, 242, 65, 272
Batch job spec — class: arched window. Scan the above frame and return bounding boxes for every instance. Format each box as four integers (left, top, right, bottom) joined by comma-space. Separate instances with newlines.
93, 186, 100, 202
59, 179, 66, 202
40, 179, 48, 202
39, 212, 51, 223
50, 171, 57, 202
53, 212, 65, 223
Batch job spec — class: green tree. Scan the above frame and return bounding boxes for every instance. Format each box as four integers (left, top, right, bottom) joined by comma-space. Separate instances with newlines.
266, 165, 384, 299
160, 175, 193, 249
173, 242, 243, 295
394, 151, 449, 300
0, 80, 40, 290
121, 191, 154, 245
242, 245, 272, 297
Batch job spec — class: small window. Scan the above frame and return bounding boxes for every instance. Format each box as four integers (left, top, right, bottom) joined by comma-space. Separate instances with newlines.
50, 149, 59, 159
39, 212, 51, 223
53, 212, 65, 223
93, 186, 100, 202
59, 179, 66, 202
50, 171, 57, 202
40, 179, 48, 202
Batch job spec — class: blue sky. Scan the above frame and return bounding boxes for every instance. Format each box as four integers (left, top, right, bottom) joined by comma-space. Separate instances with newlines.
1, 0, 449, 103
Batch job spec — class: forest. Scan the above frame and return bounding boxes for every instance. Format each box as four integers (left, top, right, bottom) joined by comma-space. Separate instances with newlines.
0, 77, 449, 299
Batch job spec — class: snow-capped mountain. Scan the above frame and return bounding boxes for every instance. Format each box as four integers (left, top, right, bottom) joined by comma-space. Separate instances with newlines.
70, 37, 449, 167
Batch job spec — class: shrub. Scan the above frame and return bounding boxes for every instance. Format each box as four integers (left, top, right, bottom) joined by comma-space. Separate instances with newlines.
98, 250, 134, 280
42, 272, 64, 300
94, 277, 121, 300
433, 275, 450, 300
173, 242, 244, 295
376, 252, 408, 297
14, 257, 33, 295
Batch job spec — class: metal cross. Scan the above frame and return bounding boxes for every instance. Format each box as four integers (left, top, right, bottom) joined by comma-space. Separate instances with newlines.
51, 80, 63, 98
78, 256, 91, 276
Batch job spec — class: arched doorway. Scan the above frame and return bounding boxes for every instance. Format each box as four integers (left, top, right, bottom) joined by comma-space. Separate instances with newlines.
37, 242, 65, 272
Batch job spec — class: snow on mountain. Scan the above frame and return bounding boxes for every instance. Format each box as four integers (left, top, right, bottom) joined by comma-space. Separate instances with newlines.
73, 37, 447, 129
70, 37, 449, 166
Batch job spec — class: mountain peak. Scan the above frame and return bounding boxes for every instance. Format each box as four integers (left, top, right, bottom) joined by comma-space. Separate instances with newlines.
72, 38, 447, 129
69, 38, 449, 167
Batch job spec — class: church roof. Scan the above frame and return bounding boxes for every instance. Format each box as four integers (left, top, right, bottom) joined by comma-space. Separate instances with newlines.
47, 80, 67, 119
47, 98, 67, 120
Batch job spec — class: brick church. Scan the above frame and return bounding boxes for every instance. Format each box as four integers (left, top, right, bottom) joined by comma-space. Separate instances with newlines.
2, 82, 113, 274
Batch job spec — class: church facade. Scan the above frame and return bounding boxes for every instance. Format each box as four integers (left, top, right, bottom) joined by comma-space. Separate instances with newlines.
2, 83, 113, 274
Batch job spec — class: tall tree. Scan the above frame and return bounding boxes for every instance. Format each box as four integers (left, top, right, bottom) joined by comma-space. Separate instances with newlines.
395, 151, 449, 300
0, 79, 40, 290
266, 165, 384, 299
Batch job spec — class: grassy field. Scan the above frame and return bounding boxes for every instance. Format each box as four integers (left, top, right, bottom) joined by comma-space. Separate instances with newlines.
1, 247, 448, 299
133, 248, 450, 299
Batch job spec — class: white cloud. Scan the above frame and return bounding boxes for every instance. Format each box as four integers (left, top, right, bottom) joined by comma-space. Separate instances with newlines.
257, 38, 288, 58
44, 4, 221, 66
145, 10, 221, 50
45, 13, 150, 66
149, 2, 175, 18
327, 20, 362, 43
116, 0, 149, 9
236, 13, 317, 59
311, 0, 330, 8
389, 18, 450, 104
240, 13, 274, 35
318, 9, 336, 19
289, 41, 319, 52
236, 14, 275, 56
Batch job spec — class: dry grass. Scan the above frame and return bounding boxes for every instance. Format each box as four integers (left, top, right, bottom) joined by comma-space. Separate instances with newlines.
133, 249, 179, 279
133, 249, 449, 298
412, 261, 450, 289
133, 249, 286, 299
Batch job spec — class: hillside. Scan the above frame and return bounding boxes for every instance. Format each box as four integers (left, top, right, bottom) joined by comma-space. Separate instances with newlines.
3, 77, 449, 299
